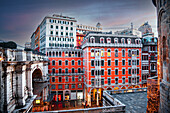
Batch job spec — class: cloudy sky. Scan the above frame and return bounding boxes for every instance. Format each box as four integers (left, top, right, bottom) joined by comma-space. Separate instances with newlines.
0, 0, 157, 46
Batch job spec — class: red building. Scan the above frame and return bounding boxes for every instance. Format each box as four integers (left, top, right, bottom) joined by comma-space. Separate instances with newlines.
81, 32, 142, 106
47, 48, 84, 101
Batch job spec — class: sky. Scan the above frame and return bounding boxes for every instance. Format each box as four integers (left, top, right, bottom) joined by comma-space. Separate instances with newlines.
0, 0, 157, 46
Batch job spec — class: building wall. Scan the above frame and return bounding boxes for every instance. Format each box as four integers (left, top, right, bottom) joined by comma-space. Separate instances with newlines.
153, 0, 170, 112
35, 26, 40, 51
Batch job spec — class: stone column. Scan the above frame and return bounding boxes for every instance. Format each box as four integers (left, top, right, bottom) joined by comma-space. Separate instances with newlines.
15, 64, 26, 107
26, 66, 33, 97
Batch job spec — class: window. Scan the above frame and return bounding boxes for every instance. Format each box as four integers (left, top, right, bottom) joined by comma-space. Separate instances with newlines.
128, 68, 131, 74
122, 68, 125, 75
72, 68, 75, 73
101, 60, 104, 66
121, 38, 125, 44
114, 38, 118, 44
128, 77, 131, 83
78, 76, 82, 81
115, 78, 118, 84
122, 49, 125, 57
101, 49, 104, 57
65, 60, 68, 65
122, 77, 125, 84
107, 49, 111, 57
115, 49, 118, 57
72, 84, 75, 89
65, 84, 69, 89
78, 68, 81, 73
72, 60, 75, 65
91, 60, 94, 66
90, 37, 95, 43
108, 59, 111, 66
108, 69, 111, 75
137, 59, 139, 65
137, 50, 139, 56
142, 55, 148, 60
61, 26, 63, 30
65, 76, 68, 82
52, 68, 55, 74
78, 83, 82, 88
52, 60, 55, 66
91, 79, 94, 86
51, 25, 53, 28
151, 56, 154, 60
58, 77, 62, 82
108, 78, 111, 85
137, 77, 139, 83
132, 60, 136, 65
51, 85, 55, 89
52, 77, 55, 82
101, 79, 104, 85
91, 70, 94, 76
71, 22, 73, 25
127, 38, 131, 44
107, 38, 111, 43
78, 60, 81, 65
115, 69, 118, 75
65, 68, 68, 73
100, 38, 104, 43
72, 76, 75, 82
59, 60, 62, 66
56, 26, 58, 29
91, 49, 94, 57
70, 27, 73, 30
128, 50, 131, 57
115, 59, 118, 66
137, 68, 139, 74
101, 69, 104, 75
127, 60, 131, 67
122, 59, 125, 66
50, 31, 53, 35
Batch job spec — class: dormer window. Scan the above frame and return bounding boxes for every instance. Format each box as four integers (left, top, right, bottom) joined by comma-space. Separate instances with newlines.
90, 37, 95, 43
127, 38, 131, 44
107, 38, 111, 44
91, 49, 94, 57
135, 39, 141, 44
121, 38, 125, 44
100, 37, 104, 43
114, 38, 118, 44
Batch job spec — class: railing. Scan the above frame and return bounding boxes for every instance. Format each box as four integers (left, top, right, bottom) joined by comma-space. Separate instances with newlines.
48, 73, 84, 76
82, 43, 142, 49
106, 88, 147, 94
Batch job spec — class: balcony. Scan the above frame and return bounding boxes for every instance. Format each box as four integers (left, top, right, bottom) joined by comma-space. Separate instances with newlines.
82, 43, 142, 49
48, 73, 84, 76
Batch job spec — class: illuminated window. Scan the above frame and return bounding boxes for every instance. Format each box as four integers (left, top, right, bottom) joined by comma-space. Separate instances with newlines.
78, 76, 82, 81
107, 49, 111, 57
101, 49, 104, 57
91, 49, 94, 57
78, 83, 82, 88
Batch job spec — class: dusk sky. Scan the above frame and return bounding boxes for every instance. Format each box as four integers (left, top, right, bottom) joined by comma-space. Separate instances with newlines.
0, 0, 157, 46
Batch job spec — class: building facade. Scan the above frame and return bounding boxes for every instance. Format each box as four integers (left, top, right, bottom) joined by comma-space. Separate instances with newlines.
35, 26, 40, 51
138, 22, 153, 36
47, 48, 84, 101
0, 42, 49, 113
152, 0, 170, 112
81, 32, 142, 106
39, 14, 77, 54
141, 34, 158, 87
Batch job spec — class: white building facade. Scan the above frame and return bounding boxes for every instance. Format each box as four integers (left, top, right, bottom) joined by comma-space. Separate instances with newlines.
39, 14, 77, 54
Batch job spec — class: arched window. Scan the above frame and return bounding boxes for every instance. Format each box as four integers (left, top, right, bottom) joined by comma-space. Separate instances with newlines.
101, 49, 104, 57
78, 68, 81, 73
107, 38, 111, 44
127, 38, 131, 44
59, 68, 62, 73
65, 68, 68, 73
53, 51, 55, 56
52, 60, 55, 66
128, 50, 131, 57
100, 37, 104, 43
72, 60, 75, 65
122, 49, 125, 57
91, 49, 94, 57
56, 51, 58, 57
90, 37, 95, 43
65, 51, 68, 57
121, 38, 125, 44
107, 49, 111, 57
52, 68, 55, 74
114, 38, 118, 44
59, 60, 62, 66
49, 51, 51, 57
115, 49, 118, 57
72, 68, 75, 73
